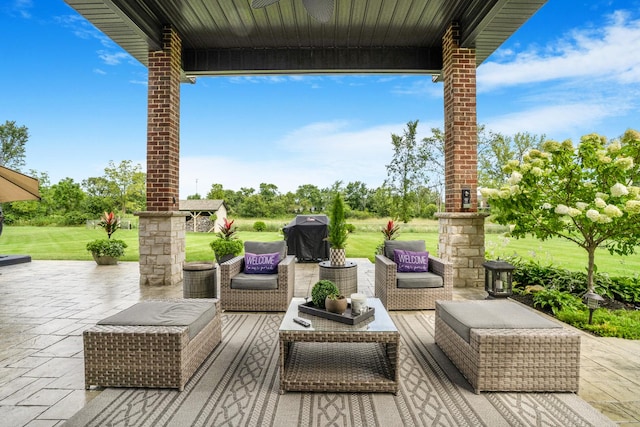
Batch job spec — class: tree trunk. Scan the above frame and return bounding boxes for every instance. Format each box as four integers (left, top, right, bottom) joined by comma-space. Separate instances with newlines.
586, 246, 596, 294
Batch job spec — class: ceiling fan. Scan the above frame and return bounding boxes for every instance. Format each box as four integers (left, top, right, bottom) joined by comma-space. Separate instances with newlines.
251, 0, 335, 23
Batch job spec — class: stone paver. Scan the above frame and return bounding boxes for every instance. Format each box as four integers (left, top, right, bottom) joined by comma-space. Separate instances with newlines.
0, 259, 638, 426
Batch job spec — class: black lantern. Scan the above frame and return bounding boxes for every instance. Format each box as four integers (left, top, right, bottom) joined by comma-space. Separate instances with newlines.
583, 291, 604, 324
483, 260, 515, 298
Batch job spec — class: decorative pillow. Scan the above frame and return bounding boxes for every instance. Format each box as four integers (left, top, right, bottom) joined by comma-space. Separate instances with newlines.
244, 252, 280, 274
393, 249, 429, 273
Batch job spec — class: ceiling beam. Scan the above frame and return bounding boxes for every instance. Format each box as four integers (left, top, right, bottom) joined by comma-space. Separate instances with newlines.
183, 46, 443, 75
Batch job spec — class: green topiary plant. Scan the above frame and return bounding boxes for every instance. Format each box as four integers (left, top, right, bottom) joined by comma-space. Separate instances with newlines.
311, 279, 339, 308
253, 221, 267, 231
326, 193, 348, 249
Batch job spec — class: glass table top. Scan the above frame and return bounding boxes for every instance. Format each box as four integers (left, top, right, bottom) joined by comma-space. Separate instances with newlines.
280, 297, 398, 333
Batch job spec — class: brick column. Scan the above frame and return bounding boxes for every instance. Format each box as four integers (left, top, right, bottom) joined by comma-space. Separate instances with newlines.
135, 25, 185, 287
437, 22, 487, 288
147, 25, 181, 211
443, 22, 477, 212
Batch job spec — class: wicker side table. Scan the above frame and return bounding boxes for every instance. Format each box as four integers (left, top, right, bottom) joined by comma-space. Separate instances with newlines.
318, 261, 357, 296
183, 262, 217, 298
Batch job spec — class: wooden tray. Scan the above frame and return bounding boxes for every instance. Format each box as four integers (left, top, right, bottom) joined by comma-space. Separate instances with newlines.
298, 301, 375, 325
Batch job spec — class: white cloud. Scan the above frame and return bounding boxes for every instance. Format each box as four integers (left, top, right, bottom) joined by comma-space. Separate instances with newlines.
178, 119, 440, 196
478, 10, 640, 91
484, 103, 621, 137
98, 51, 131, 66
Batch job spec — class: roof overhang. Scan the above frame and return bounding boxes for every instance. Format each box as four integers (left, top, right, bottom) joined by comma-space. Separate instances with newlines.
64, 0, 547, 77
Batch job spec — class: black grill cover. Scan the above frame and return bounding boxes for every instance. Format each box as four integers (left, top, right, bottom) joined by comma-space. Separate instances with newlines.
282, 215, 329, 262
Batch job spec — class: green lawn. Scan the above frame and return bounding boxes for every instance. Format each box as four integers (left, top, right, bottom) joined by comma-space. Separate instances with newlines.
1, 223, 638, 277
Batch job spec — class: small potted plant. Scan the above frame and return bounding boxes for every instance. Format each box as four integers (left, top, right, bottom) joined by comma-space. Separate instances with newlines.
209, 217, 243, 264
311, 279, 339, 309
326, 193, 348, 265
325, 292, 347, 314
86, 211, 128, 265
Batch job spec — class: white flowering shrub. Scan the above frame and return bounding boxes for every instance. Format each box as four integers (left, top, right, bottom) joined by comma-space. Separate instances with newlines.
480, 130, 640, 293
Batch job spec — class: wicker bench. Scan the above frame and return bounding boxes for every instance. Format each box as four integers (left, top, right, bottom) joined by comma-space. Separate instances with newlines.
435, 300, 580, 393
84, 299, 221, 391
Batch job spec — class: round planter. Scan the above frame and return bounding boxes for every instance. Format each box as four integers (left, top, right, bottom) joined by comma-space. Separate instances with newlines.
92, 254, 119, 265
325, 296, 347, 314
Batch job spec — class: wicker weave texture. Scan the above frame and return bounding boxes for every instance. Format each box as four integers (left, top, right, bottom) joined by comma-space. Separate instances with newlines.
374, 254, 453, 310
84, 299, 222, 391
318, 262, 357, 296
220, 254, 295, 311
279, 331, 399, 394
434, 306, 580, 393
183, 263, 217, 298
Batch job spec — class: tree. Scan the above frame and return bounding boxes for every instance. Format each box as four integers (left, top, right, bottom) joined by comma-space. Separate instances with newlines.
478, 131, 545, 188
0, 120, 28, 170
481, 130, 640, 294
385, 120, 432, 222
103, 160, 143, 215
51, 178, 85, 214
344, 181, 370, 211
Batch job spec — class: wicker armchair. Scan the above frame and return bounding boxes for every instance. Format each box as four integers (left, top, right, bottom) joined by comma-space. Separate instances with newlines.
375, 240, 453, 310
220, 241, 295, 311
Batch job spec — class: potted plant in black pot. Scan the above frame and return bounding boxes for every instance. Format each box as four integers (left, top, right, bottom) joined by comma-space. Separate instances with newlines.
326, 193, 348, 265
209, 217, 243, 264
86, 211, 128, 265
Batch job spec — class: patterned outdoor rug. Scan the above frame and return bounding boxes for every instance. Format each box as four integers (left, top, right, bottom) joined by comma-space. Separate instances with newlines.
64, 312, 614, 427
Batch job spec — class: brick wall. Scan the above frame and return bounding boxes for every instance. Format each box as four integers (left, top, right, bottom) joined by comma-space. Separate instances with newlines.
443, 22, 477, 213
146, 25, 181, 212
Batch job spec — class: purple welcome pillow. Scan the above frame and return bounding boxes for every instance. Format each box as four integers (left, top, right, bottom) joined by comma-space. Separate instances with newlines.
244, 252, 280, 274
393, 249, 429, 272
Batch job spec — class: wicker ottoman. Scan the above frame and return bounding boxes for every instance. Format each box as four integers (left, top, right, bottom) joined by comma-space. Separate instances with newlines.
435, 300, 580, 393
84, 299, 221, 391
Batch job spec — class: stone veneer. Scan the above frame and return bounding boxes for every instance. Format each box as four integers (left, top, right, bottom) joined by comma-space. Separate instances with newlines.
437, 212, 488, 288
136, 212, 187, 287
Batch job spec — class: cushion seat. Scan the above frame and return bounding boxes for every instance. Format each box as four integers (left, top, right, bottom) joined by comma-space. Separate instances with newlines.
396, 271, 443, 289
231, 272, 279, 290
436, 300, 560, 343
97, 300, 217, 339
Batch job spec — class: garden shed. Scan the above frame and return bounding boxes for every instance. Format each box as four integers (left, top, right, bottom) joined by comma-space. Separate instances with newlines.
283, 215, 330, 262
179, 200, 227, 233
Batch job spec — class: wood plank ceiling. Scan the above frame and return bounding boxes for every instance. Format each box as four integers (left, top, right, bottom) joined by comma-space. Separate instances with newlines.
64, 0, 547, 76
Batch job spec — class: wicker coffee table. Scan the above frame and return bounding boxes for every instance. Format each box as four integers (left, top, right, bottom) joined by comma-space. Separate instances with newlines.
279, 297, 399, 394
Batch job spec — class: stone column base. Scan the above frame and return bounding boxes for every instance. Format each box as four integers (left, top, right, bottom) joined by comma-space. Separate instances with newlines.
135, 211, 188, 287
436, 212, 489, 288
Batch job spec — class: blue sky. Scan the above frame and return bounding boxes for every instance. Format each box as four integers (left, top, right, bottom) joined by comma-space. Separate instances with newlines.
2, 1, 640, 198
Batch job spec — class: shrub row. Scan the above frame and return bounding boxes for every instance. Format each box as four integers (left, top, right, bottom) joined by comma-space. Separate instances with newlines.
510, 258, 640, 304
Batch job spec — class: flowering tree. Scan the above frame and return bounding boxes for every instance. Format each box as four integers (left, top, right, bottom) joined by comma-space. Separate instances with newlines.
481, 130, 640, 294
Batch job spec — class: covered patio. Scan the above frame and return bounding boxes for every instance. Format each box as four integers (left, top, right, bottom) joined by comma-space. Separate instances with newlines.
0, 260, 638, 425
63, 0, 548, 289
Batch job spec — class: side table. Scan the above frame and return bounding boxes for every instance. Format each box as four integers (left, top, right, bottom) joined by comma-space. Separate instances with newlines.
318, 260, 357, 296
183, 262, 217, 298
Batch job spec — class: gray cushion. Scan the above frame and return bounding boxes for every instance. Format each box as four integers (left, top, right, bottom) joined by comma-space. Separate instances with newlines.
97, 300, 217, 339
384, 240, 426, 261
231, 272, 279, 290
397, 272, 443, 288
244, 241, 287, 260
437, 300, 561, 343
